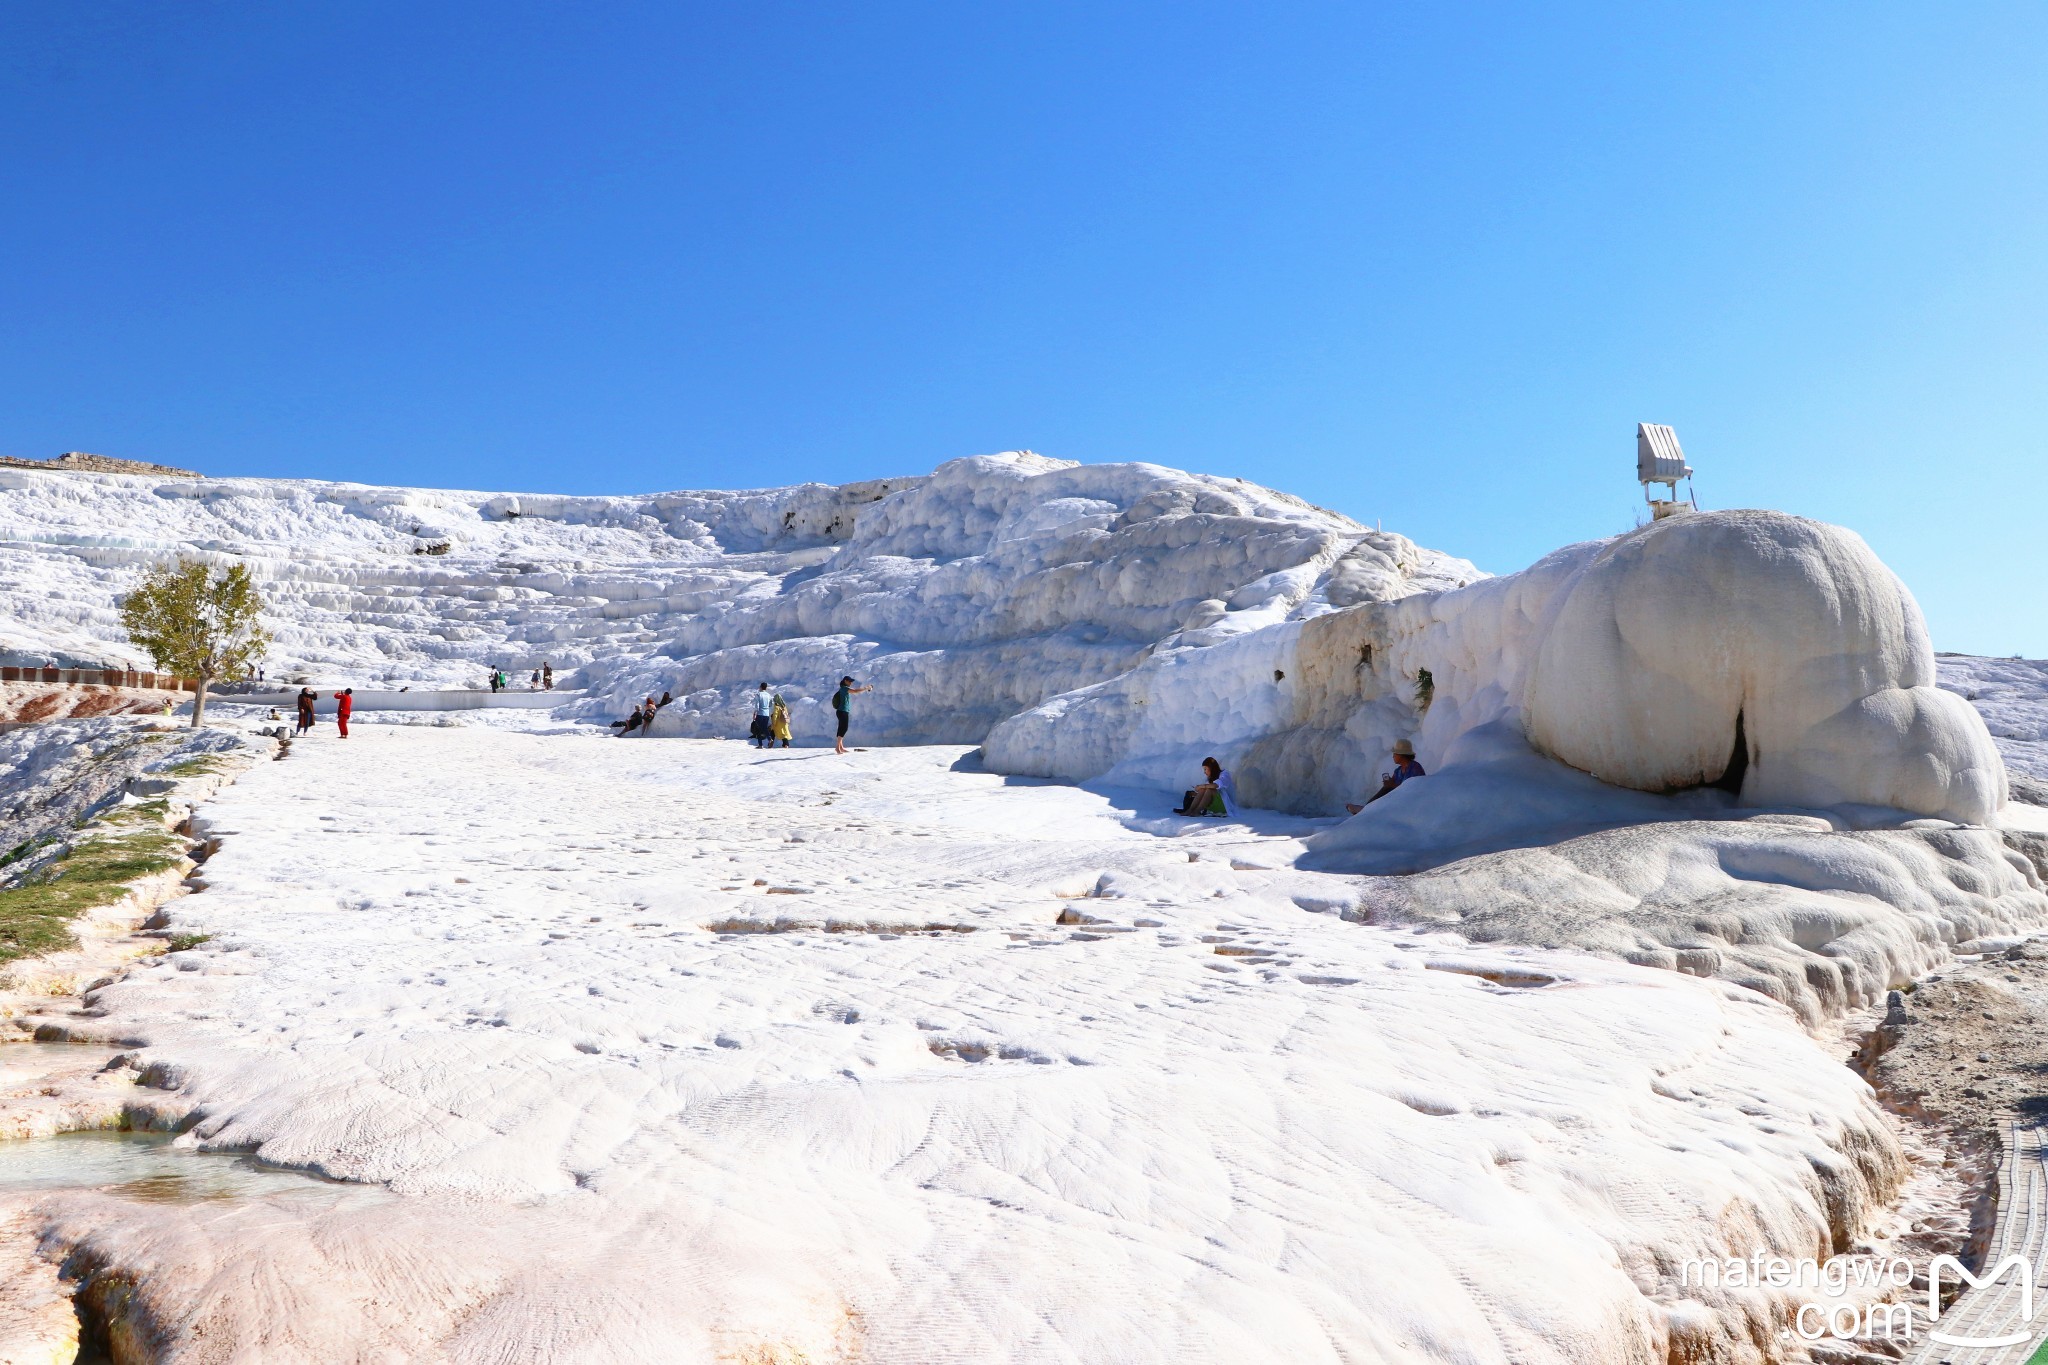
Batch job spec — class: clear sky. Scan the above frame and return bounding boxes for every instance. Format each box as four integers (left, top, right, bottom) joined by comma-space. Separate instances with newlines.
3, 3, 2043, 654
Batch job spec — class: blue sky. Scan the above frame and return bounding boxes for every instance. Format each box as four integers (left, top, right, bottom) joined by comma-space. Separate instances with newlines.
3, 3, 2043, 653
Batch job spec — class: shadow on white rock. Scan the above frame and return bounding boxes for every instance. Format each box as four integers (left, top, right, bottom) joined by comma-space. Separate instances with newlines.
1299, 720, 1737, 875
1342, 813, 2048, 1028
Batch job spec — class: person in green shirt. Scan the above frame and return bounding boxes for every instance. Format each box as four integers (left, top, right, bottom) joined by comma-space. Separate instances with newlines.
832, 675, 871, 754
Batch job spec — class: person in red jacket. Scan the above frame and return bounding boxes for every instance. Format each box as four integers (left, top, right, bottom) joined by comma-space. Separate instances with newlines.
337, 687, 354, 739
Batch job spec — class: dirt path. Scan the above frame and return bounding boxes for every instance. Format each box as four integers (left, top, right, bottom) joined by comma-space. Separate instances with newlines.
1865, 939, 2048, 1362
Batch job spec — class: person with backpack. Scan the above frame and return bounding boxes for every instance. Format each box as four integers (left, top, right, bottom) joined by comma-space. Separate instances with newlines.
336, 687, 354, 739
832, 676, 871, 755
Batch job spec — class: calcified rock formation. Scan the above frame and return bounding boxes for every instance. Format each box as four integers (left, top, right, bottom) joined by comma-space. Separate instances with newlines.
985, 509, 2007, 825
1938, 652, 2048, 789
610, 454, 1480, 742
983, 509, 2041, 1026
0, 464, 2039, 1362
0, 453, 1478, 740
1521, 511, 2003, 817
0, 459, 2003, 824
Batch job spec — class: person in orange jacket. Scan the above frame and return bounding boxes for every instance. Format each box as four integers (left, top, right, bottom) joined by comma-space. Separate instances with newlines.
337, 687, 354, 739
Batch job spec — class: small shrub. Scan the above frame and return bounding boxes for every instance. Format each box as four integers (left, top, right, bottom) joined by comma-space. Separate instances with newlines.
167, 932, 212, 953
1415, 667, 1435, 710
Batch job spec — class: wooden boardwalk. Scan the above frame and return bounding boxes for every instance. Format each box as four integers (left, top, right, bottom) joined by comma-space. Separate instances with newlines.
1905, 1121, 2048, 1364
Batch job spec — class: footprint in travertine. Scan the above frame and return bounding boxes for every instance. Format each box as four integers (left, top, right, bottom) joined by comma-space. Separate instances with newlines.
1053, 907, 1142, 942
1425, 961, 1558, 989
1052, 871, 1130, 901
925, 1036, 1054, 1064
701, 917, 976, 936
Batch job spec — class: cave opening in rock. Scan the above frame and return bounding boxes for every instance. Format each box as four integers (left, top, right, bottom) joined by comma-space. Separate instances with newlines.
1711, 710, 1749, 795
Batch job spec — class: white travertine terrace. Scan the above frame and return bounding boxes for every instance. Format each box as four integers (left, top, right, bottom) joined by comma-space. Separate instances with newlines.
0, 456, 2041, 1361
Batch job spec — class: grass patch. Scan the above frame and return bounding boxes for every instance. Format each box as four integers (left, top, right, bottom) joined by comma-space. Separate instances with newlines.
104, 798, 174, 828
0, 835, 53, 870
0, 827, 187, 967
166, 931, 211, 953
155, 756, 223, 778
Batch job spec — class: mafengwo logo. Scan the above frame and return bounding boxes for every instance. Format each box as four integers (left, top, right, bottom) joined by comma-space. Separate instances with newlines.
1928, 1255, 2037, 1351
1684, 1252, 2048, 1349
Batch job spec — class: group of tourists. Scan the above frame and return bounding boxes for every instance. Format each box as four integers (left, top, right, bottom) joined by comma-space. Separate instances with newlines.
748, 676, 872, 753
611, 692, 675, 735
742, 677, 873, 753
749, 684, 792, 748
598, 673, 1422, 815
274, 658, 1424, 818
609, 676, 876, 753
291, 686, 355, 738
487, 663, 553, 694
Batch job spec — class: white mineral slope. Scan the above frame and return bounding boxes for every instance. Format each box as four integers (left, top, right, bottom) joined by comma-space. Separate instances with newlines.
1939, 654, 2048, 790
0, 460, 920, 680
596, 451, 1477, 742
34, 726, 1908, 1363
0, 454, 1479, 748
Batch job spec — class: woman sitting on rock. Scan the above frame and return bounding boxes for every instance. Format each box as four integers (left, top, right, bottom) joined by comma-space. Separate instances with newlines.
1175, 757, 1237, 818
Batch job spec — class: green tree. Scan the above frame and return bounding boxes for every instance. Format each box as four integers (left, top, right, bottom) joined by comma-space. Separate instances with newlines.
118, 557, 270, 728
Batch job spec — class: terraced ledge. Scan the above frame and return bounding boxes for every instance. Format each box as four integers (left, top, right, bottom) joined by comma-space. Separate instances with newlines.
0, 737, 262, 1365
0, 749, 255, 1103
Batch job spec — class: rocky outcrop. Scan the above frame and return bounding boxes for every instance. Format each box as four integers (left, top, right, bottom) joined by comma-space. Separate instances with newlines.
0, 452, 199, 479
